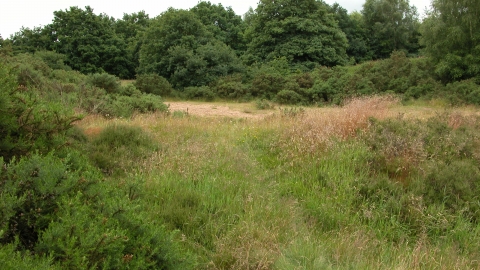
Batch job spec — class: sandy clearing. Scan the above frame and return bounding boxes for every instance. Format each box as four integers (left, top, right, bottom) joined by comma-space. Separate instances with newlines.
166, 101, 274, 119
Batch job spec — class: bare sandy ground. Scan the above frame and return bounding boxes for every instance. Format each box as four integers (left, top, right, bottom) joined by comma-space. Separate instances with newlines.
166, 102, 274, 119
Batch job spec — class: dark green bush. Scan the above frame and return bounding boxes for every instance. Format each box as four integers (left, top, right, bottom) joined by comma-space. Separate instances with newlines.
275, 90, 304, 105
0, 153, 195, 269
135, 73, 173, 96
213, 74, 248, 99
185, 86, 216, 101
34, 51, 71, 71
251, 71, 285, 99
87, 73, 121, 94
97, 94, 168, 118
49, 69, 85, 84
0, 242, 59, 269
443, 79, 480, 105
119, 83, 141, 96
0, 153, 99, 250
0, 62, 81, 161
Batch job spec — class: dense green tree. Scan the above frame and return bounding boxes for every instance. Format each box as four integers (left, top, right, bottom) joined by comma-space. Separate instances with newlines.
50, 6, 132, 77
362, 0, 420, 59
191, 1, 246, 53
10, 26, 54, 54
114, 11, 151, 78
330, 5, 371, 63
421, 0, 480, 82
244, 0, 349, 69
138, 8, 243, 88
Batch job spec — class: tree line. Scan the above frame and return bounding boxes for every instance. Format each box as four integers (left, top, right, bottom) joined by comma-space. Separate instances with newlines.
1, 0, 479, 87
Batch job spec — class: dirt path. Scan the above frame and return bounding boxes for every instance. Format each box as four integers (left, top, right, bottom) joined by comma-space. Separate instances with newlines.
166, 101, 274, 119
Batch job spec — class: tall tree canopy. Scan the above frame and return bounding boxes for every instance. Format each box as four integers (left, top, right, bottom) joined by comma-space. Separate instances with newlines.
138, 8, 243, 89
421, 0, 480, 82
190, 1, 246, 53
50, 6, 131, 77
244, 0, 349, 69
114, 11, 151, 78
330, 5, 371, 63
362, 0, 420, 59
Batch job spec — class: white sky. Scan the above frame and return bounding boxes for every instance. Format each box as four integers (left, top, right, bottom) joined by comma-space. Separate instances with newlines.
0, 0, 432, 39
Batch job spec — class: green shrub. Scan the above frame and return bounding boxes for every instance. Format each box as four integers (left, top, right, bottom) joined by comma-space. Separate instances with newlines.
0, 242, 59, 269
49, 69, 85, 84
0, 62, 81, 161
119, 83, 140, 96
443, 79, 480, 105
275, 90, 304, 105
251, 71, 285, 99
87, 73, 121, 94
135, 73, 173, 96
213, 75, 248, 99
185, 86, 216, 101
97, 94, 168, 118
0, 153, 195, 269
0, 153, 99, 250
34, 51, 71, 71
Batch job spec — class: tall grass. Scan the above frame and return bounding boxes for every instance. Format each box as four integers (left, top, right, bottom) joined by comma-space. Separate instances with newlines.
74, 97, 480, 269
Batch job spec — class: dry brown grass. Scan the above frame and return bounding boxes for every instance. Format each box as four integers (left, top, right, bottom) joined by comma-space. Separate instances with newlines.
277, 95, 399, 159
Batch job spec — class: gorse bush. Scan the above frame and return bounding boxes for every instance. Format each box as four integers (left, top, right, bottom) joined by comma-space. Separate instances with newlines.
0, 55, 193, 268
135, 73, 173, 96
0, 62, 81, 161
0, 153, 194, 269
87, 73, 121, 94
185, 86, 216, 101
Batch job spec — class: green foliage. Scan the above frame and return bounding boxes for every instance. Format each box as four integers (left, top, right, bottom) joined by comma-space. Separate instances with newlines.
330, 6, 371, 63
362, 0, 420, 59
420, 0, 480, 82
0, 242, 59, 269
443, 79, 480, 105
87, 73, 121, 94
244, 0, 348, 67
114, 11, 151, 79
275, 90, 304, 105
0, 153, 194, 269
0, 61, 80, 161
0, 153, 98, 250
212, 74, 248, 99
191, 1, 246, 52
139, 8, 243, 89
34, 50, 71, 71
88, 124, 158, 175
135, 73, 173, 96
184, 86, 216, 101
49, 6, 132, 77
249, 58, 291, 99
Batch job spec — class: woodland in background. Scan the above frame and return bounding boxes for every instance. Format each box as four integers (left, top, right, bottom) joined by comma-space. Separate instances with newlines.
1, 0, 478, 97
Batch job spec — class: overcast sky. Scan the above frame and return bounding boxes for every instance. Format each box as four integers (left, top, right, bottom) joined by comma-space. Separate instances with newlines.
1, 0, 432, 39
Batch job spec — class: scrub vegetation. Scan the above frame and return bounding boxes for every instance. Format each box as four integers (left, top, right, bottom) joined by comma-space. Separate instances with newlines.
1, 0, 480, 268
